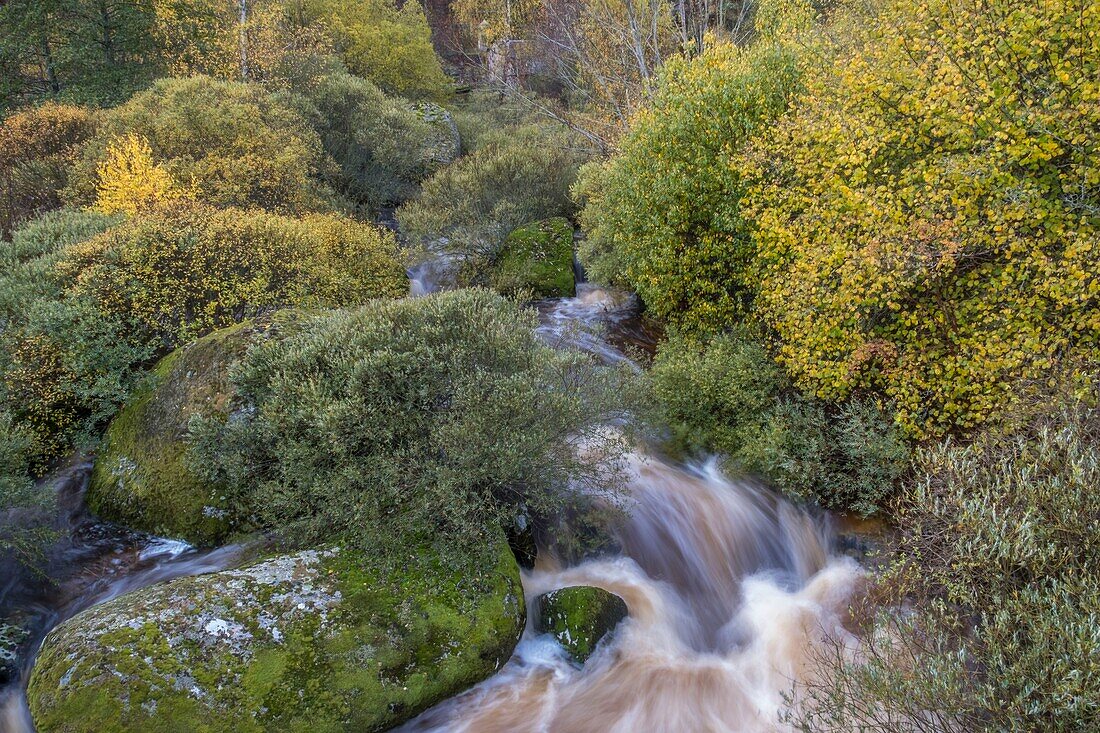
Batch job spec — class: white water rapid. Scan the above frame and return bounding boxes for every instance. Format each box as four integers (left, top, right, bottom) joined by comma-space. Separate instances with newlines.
397, 285, 866, 732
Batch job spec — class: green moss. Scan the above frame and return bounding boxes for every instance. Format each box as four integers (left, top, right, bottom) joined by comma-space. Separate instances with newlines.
491, 218, 576, 298
87, 315, 304, 545
535, 585, 628, 663
28, 534, 525, 733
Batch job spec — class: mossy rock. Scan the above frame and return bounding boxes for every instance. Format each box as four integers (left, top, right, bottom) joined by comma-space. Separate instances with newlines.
415, 102, 461, 166
28, 535, 525, 733
535, 586, 628, 663
491, 218, 575, 298
87, 315, 302, 546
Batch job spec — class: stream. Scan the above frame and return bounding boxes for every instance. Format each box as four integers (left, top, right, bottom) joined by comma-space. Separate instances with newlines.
0, 278, 864, 733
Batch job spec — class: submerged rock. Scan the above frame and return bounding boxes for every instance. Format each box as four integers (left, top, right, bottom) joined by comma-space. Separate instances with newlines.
28, 536, 525, 733
87, 315, 302, 546
0, 617, 30, 685
491, 218, 576, 298
535, 586, 628, 663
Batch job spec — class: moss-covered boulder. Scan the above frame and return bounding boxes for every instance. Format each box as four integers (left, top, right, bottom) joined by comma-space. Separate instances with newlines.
535, 586, 628, 663
491, 218, 575, 298
28, 536, 525, 733
87, 315, 300, 546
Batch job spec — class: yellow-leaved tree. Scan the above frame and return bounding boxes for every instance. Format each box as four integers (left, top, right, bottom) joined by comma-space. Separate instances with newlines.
93, 134, 189, 215
746, 0, 1099, 438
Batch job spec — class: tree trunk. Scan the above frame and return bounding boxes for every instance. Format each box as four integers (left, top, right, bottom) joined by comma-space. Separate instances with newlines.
238, 0, 249, 80
101, 1, 115, 65
41, 38, 61, 94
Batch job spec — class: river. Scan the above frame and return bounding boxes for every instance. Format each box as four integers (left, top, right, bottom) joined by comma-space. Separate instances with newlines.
0, 280, 864, 733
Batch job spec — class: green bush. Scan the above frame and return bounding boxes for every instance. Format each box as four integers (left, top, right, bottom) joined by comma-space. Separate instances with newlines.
0, 296, 150, 468
189, 289, 630, 561
574, 42, 801, 334
0, 204, 404, 470
651, 333, 785, 457
449, 91, 544, 154
298, 0, 451, 101
398, 125, 588, 277
0, 209, 118, 317
0, 210, 133, 465
290, 68, 457, 213
794, 381, 1100, 732
740, 396, 908, 515
64, 76, 340, 214
60, 204, 408, 346
650, 333, 907, 514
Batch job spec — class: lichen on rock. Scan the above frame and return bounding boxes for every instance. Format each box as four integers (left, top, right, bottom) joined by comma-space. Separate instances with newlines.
28, 533, 525, 733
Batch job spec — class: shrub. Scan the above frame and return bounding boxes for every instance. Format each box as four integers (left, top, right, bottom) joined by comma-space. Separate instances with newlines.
651, 333, 785, 457
574, 42, 801, 334
449, 91, 544, 154
298, 0, 451, 100
0, 205, 404, 469
0, 209, 119, 322
60, 205, 408, 345
740, 396, 908, 515
290, 69, 457, 212
0, 297, 151, 465
65, 76, 340, 214
0, 209, 128, 464
793, 380, 1100, 732
93, 134, 190, 215
189, 289, 630, 561
650, 333, 907, 513
0, 103, 96, 239
398, 125, 588, 278
0, 208, 118, 273
746, 0, 1100, 438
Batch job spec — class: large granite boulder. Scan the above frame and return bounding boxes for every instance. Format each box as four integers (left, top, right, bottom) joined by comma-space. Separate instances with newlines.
87, 315, 301, 546
28, 536, 525, 733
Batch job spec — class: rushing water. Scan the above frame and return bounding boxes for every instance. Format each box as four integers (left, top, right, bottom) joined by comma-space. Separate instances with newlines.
1, 278, 864, 733
0, 463, 245, 732
397, 286, 864, 732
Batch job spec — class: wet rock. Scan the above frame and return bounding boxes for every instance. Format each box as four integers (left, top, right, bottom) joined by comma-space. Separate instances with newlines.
491, 218, 576, 298
0, 617, 30, 685
506, 514, 537, 570
28, 535, 525, 733
535, 586, 628, 663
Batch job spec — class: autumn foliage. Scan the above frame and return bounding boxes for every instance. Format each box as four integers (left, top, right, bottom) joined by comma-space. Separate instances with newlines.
0, 103, 95, 238
580, 0, 1099, 440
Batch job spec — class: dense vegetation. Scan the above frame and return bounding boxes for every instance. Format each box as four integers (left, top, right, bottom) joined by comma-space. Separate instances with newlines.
1, 0, 1097, 729
190, 289, 628, 561
795, 381, 1100, 732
